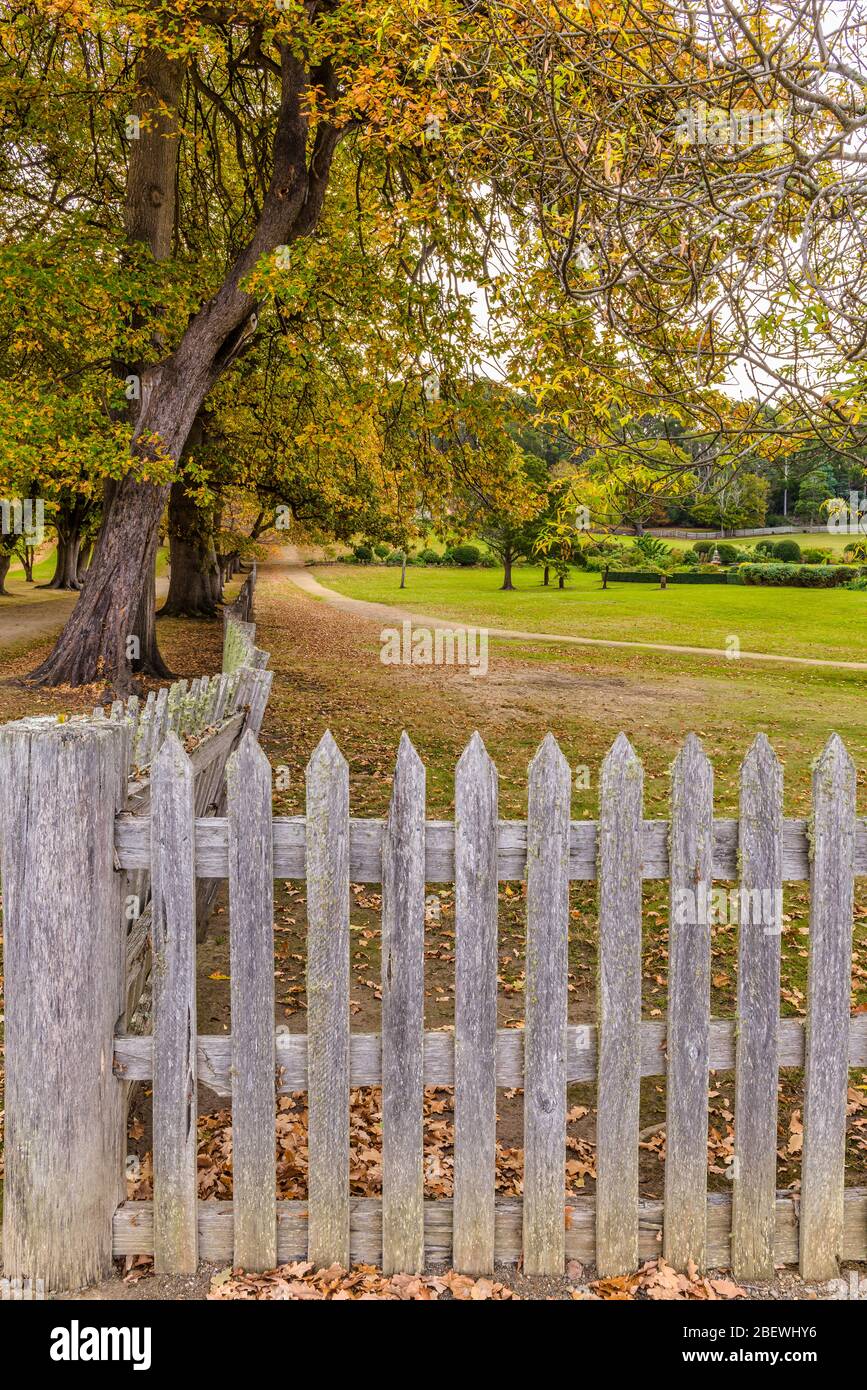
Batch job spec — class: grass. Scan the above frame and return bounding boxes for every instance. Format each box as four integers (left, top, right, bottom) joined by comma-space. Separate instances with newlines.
7, 545, 170, 583
313, 561, 867, 662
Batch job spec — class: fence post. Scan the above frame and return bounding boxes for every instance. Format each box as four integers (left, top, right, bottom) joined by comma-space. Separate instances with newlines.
0, 717, 127, 1291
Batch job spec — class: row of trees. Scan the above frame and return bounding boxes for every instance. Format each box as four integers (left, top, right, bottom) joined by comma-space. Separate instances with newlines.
2, 2, 867, 687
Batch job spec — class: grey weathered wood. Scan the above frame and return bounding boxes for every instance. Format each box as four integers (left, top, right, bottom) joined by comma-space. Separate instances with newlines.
523, 734, 571, 1275
116, 1011, 867, 1094
306, 730, 350, 1267
381, 733, 426, 1275
0, 719, 127, 1291
166, 679, 188, 734
113, 1187, 867, 1268
236, 665, 273, 739
596, 733, 643, 1277
151, 686, 169, 762
453, 732, 499, 1274
732, 734, 783, 1280
150, 734, 199, 1274
664, 734, 713, 1270
227, 731, 276, 1271
800, 733, 856, 1281
114, 811, 867, 883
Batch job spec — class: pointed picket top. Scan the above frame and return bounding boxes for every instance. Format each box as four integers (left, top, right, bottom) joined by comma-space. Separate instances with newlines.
601, 732, 642, 788
152, 729, 193, 781
741, 732, 783, 802
743, 730, 780, 775
672, 731, 711, 777
812, 731, 855, 790
456, 729, 496, 780
528, 731, 570, 786
227, 726, 272, 793
391, 731, 425, 800
306, 727, 347, 777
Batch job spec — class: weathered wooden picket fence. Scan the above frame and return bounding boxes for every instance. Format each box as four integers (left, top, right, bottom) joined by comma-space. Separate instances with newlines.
1, 716, 865, 1292
0, 606, 272, 1292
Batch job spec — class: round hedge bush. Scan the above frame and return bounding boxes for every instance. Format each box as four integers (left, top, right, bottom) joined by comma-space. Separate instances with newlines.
772, 539, 802, 563
452, 543, 481, 566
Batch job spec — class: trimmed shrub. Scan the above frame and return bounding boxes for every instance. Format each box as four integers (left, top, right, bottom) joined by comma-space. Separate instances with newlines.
452, 543, 481, 566
772, 539, 802, 563
417, 547, 442, 565
740, 562, 858, 587
714, 542, 739, 564
801, 547, 832, 564
373, 542, 391, 558
681, 547, 699, 565
352, 543, 373, 563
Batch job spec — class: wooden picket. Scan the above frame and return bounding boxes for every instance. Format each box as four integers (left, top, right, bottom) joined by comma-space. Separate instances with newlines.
595, 734, 643, 1276
381, 733, 426, 1274
663, 734, 713, 1269
150, 734, 199, 1274
227, 732, 277, 1272
305, 731, 351, 1269
800, 735, 856, 1280
732, 734, 783, 1279
453, 733, 499, 1274
4, 714, 867, 1291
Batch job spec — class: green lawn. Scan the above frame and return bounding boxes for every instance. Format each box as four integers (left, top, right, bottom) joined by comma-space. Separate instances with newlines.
313, 562, 867, 662
8, 545, 170, 582
731, 531, 856, 556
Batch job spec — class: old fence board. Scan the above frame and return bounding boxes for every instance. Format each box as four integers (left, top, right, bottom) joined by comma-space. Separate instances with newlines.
732, 734, 784, 1280
453, 733, 499, 1275
381, 733, 427, 1275
523, 734, 571, 1276
305, 731, 351, 1268
227, 731, 277, 1272
596, 734, 644, 1277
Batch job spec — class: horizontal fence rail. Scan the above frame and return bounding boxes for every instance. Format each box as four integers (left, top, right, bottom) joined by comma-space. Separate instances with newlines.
2, 721, 866, 1291
113, 812, 867, 881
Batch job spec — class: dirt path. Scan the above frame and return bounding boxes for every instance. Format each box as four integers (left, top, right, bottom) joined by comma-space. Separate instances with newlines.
0, 576, 170, 653
277, 551, 867, 672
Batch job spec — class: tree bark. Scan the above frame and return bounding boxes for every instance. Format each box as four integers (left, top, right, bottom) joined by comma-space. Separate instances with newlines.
29, 45, 342, 691
558, 572, 565, 588
46, 533, 82, 590
77, 542, 93, 584
0, 552, 10, 595
160, 478, 221, 618
501, 551, 514, 590
543, 564, 549, 586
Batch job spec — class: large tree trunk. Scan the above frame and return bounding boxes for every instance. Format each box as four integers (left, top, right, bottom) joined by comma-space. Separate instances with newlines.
76, 542, 92, 585
29, 45, 342, 691
160, 479, 221, 618
46, 533, 82, 590
501, 551, 514, 590
0, 551, 10, 595
28, 476, 170, 689
134, 533, 172, 678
